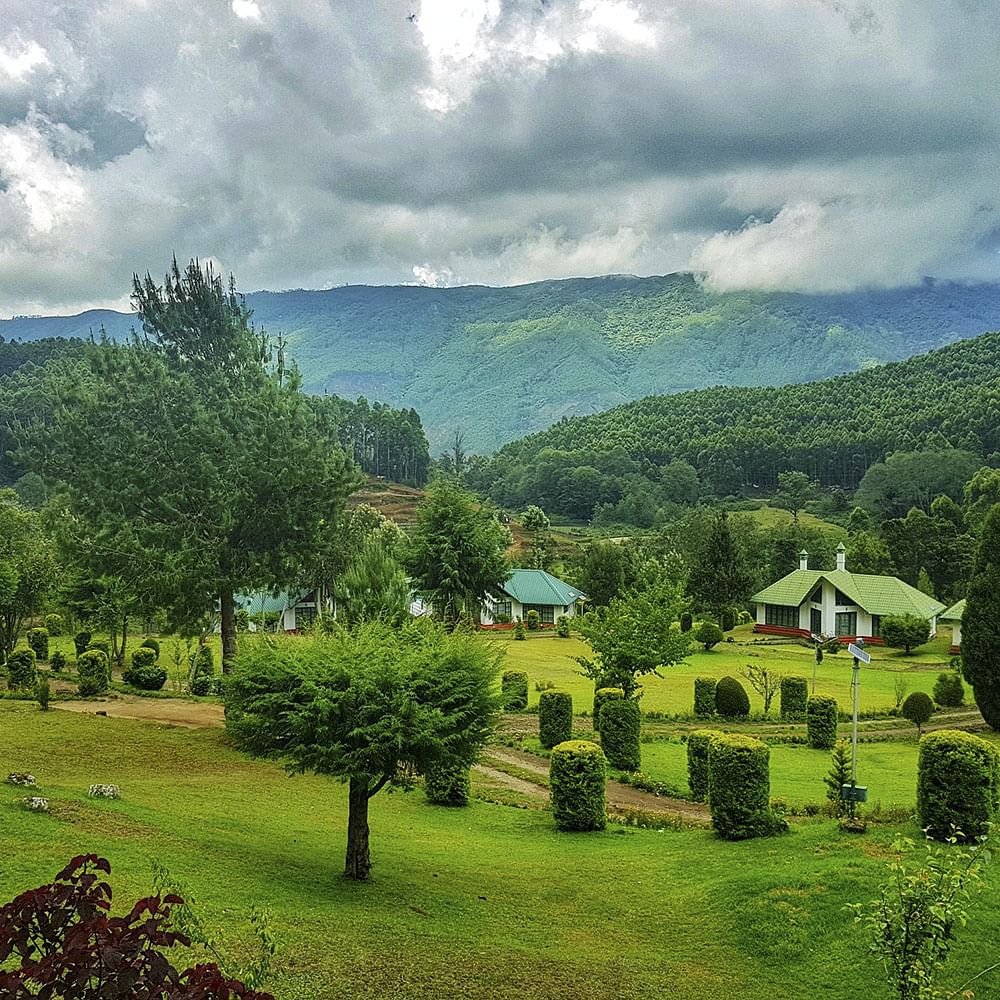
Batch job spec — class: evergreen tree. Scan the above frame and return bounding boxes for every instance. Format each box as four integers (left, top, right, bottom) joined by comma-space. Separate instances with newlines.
687, 511, 756, 620
962, 504, 1000, 729
580, 541, 635, 607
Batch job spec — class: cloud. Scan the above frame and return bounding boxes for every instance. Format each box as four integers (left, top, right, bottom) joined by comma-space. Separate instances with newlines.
0, 0, 997, 314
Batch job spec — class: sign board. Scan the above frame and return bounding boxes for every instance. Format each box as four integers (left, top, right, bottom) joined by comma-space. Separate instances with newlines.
841, 783, 868, 803
848, 643, 871, 664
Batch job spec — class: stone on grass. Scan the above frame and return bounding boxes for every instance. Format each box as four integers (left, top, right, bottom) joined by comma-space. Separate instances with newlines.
88, 783, 121, 799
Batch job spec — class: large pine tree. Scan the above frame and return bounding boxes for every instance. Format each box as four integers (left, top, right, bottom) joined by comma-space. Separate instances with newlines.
961, 504, 1000, 728
686, 511, 756, 620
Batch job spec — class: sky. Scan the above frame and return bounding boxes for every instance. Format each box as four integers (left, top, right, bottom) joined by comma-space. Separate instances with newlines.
0, 0, 998, 316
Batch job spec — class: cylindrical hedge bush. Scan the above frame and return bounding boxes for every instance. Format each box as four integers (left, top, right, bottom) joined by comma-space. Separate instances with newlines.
680, 612, 693, 632
549, 740, 606, 832
49, 650, 67, 672
77, 649, 109, 696
73, 630, 91, 656
780, 676, 809, 718
932, 671, 964, 708
693, 677, 716, 717
87, 640, 110, 657
686, 729, 720, 801
141, 638, 160, 659
44, 613, 63, 636
917, 730, 1000, 841
592, 686, 623, 730
130, 646, 157, 670
122, 663, 168, 691
6, 647, 37, 690
707, 733, 786, 840
424, 761, 471, 806
501, 670, 528, 711
714, 676, 750, 718
807, 695, 838, 749
539, 690, 574, 749
599, 698, 640, 772
26, 627, 48, 662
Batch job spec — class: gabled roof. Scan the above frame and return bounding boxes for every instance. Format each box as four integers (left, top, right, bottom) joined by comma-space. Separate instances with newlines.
496, 569, 586, 607
941, 598, 966, 621
235, 590, 311, 615
753, 569, 945, 619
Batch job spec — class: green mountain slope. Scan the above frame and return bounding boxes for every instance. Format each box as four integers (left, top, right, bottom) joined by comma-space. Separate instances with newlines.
5, 274, 1000, 452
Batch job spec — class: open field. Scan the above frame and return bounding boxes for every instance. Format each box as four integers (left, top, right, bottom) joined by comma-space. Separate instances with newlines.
740, 505, 845, 536
3, 701, 1000, 1000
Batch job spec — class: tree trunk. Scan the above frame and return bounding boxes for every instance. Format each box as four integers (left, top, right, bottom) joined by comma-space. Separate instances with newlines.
344, 777, 372, 880
119, 614, 128, 669
220, 587, 237, 675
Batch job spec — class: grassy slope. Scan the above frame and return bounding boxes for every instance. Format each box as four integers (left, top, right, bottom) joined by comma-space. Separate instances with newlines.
2, 702, 999, 1000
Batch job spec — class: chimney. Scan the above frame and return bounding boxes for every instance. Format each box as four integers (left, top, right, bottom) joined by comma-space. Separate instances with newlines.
836, 542, 846, 572
799, 550, 809, 571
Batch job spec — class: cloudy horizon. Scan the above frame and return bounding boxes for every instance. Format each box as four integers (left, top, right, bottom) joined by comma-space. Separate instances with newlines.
1, 0, 998, 317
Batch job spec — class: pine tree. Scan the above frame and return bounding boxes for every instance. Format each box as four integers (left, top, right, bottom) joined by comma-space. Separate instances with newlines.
962, 504, 1000, 728
686, 511, 756, 620
824, 739, 852, 817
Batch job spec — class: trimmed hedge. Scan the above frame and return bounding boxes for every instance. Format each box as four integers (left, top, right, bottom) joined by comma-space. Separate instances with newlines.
933, 671, 964, 708
592, 686, 624, 730
807, 695, 838, 749
140, 638, 160, 659
550, 740, 606, 832
130, 646, 157, 670
686, 729, 720, 801
501, 670, 528, 711
87, 640, 110, 657
538, 690, 573, 749
693, 677, 716, 717
714, 676, 750, 718
77, 649, 109, 696
556, 615, 571, 638
44, 614, 63, 636
6, 647, 37, 690
780, 676, 808, 718
122, 663, 168, 691
424, 761, 471, 806
49, 650, 67, 672
26, 627, 48, 662
917, 730, 1000, 841
189, 645, 215, 696
73, 631, 91, 656
902, 691, 934, 734
599, 698, 640, 772
707, 733, 787, 840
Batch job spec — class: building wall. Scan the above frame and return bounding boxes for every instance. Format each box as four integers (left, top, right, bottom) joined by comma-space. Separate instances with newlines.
480, 598, 582, 626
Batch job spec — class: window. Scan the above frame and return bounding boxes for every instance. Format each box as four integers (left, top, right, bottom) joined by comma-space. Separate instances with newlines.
810, 608, 822, 636
523, 604, 555, 624
765, 604, 800, 629
835, 612, 857, 638
295, 605, 317, 630
810, 586, 822, 603
835, 589, 853, 606
493, 600, 512, 621
871, 615, 881, 637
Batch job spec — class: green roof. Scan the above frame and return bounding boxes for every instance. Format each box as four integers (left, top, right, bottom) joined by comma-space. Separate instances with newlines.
941, 599, 966, 621
753, 569, 945, 619
235, 590, 311, 615
498, 570, 586, 607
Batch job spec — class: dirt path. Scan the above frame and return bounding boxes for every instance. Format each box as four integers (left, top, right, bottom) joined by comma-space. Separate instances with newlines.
54, 697, 225, 729
473, 764, 548, 799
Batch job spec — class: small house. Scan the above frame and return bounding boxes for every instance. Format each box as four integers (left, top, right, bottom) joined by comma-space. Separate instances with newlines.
237, 588, 328, 632
481, 569, 587, 627
940, 599, 965, 654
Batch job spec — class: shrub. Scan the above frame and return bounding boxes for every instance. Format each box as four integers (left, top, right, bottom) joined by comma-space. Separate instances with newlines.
693, 676, 716, 717
44, 613, 63, 636
140, 637, 160, 658
780, 676, 809, 718
686, 729, 719, 801
549, 740, 606, 832
707, 733, 786, 839
189, 645, 215, 696
130, 646, 158, 670
917, 730, 1000, 841
592, 686, 623, 730
122, 663, 168, 691
720, 609, 735, 632
87, 639, 110, 657
36, 675, 50, 711
235, 607, 250, 631
933, 671, 964, 708
714, 676, 750, 718
49, 650, 67, 672
538, 690, 573, 749
77, 649, 109, 696
680, 612, 693, 632
807, 695, 838, 749
6, 647, 37, 690
902, 691, 934, 736
526, 609, 540, 631
599, 698, 640, 771
513, 618, 526, 640
824, 739, 852, 817
695, 621, 724, 651
556, 615, 570, 638
73, 630, 91, 656
501, 670, 528, 711
423, 761, 471, 806
881, 614, 932, 654
26, 627, 49, 661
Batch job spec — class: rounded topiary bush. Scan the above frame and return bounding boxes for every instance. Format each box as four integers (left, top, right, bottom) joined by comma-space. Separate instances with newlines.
87, 640, 110, 657
73, 631, 91, 656
130, 646, 157, 670
686, 729, 720, 801
140, 638, 160, 659
189, 645, 215, 696
693, 677, 716, 717
720, 609, 735, 632
549, 740, 606, 832
556, 615, 571, 638
917, 730, 1000, 841
714, 676, 750, 718
501, 670, 528, 711
424, 761, 471, 806
6, 647, 37, 690
707, 733, 787, 840
780, 676, 809, 718
933, 671, 964, 708
807, 695, 838, 749
902, 691, 934, 735
49, 650, 67, 672
122, 663, 168, 691
77, 649, 109, 696
538, 690, 573, 749
526, 609, 540, 631
26, 627, 48, 662
44, 613, 63, 636
599, 698, 640, 772
593, 686, 624, 730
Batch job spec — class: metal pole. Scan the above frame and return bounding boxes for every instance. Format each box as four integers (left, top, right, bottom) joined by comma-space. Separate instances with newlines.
850, 656, 860, 819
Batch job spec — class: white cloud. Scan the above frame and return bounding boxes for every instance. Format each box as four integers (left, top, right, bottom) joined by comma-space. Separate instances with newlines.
0, 35, 49, 83
231, 0, 262, 22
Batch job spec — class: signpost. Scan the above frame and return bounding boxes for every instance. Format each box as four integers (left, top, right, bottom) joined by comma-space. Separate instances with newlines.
844, 639, 868, 818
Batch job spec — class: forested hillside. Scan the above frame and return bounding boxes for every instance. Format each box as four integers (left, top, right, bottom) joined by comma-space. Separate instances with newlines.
5, 274, 1000, 452
469, 330, 1000, 519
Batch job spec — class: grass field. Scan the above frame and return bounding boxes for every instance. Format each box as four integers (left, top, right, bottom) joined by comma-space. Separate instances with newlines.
2, 702, 1000, 1000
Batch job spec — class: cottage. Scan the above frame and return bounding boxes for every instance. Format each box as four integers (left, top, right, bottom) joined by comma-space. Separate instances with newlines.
940, 599, 965, 654
481, 569, 586, 627
752, 544, 945, 644
237, 588, 328, 632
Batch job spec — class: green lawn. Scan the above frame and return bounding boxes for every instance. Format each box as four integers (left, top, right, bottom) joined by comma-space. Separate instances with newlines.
741, 504, 845, 536
2, 702, 1000, 999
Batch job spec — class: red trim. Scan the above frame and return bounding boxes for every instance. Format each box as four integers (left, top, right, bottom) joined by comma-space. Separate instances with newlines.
753, 624, 810, 637
949, 645, 961, 655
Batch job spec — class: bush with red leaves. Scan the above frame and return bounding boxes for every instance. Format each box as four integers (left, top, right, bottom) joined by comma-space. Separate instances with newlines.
0, 855, 275, 999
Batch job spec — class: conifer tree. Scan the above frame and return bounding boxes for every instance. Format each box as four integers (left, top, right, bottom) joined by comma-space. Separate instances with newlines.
962, 504, 1000, 728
